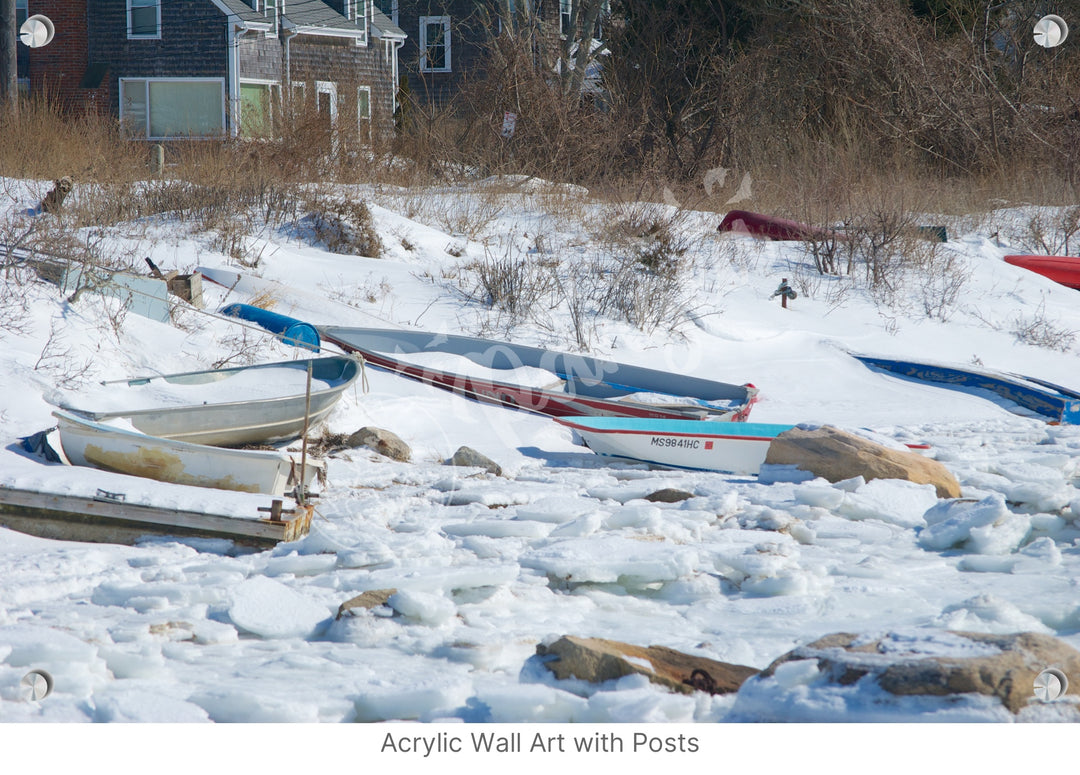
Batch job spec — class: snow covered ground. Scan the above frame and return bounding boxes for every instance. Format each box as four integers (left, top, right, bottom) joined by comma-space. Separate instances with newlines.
2, 176, 1080, 755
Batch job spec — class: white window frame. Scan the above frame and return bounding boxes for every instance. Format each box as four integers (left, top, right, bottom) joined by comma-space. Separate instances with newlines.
375, 0, 398, 26
239, 79, 280, 138
357, 86, 371, 124
128, 0, 161, 40
316, 81, 339, 126
419, 16, 451, 73
119, 77, 226, 140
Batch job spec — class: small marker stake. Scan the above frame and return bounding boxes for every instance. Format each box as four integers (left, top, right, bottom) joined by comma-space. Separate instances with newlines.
771, 278, 797, 308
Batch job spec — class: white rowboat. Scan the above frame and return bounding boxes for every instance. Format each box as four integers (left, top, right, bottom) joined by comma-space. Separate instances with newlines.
52, 409, 321, 496
57, 356, 360, 447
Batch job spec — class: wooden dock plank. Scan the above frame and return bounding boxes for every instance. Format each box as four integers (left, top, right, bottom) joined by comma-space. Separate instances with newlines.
0, 485, 312, 547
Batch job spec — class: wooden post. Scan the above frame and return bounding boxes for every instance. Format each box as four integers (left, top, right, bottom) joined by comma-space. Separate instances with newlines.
298, 359, 313, 506
772, 278, 795, 309
150, 144, 165, 178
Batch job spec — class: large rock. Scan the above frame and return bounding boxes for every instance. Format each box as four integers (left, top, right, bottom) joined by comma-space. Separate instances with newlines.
760, 630, 1080, 714
447, 446, 503, 476
644, 488, 695, 503
764, 425, 961, 498
536, 635, 758, 695
347, 427, 411, 462
336, 588, 397, 620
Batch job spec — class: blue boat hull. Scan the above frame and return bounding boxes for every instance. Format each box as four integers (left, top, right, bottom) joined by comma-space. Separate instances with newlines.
854, 355, 1080, 424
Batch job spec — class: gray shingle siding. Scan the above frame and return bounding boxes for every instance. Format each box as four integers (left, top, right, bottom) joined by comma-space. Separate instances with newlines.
84, 0, 398, 140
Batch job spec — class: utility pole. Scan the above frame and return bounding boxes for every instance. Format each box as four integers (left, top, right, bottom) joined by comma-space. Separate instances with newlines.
0, 0, 16, 116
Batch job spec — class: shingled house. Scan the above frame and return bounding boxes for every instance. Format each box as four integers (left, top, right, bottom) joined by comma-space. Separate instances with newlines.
18, 0, 406, 142
377, 1, 607, 108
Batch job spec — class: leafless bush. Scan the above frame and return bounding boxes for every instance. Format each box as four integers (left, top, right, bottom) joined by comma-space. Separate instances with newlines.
298, 194, 383, 258
1010, 304, 1076, 352
915, 245, 971, 322
33, 320, 95, 390
211, 328, 267, 369
459, 243, 557, 323
1016, 206, 1080, 256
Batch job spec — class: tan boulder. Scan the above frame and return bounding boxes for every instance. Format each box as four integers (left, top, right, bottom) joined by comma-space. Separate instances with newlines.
347, 427, 411, 462
537, 635, 758, 695
447, 446, 503, 476
336, 588, 397, 619
762, 630, 1080, 714
764, 425, 961, 498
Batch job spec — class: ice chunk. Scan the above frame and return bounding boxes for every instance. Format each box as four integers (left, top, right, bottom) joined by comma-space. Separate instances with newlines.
835, 479, 938, 528
228, 576, 330, 639
388, 589, 457, 625
918, 495, 1009, 551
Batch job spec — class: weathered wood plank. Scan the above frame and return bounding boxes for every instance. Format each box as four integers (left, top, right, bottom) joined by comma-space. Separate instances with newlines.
0, 485, 311, 547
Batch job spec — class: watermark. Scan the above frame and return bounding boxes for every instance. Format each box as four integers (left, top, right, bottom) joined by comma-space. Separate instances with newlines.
1033, 668, 1068, 702
19, 670, 53, 702
1034, 15, 1069, 48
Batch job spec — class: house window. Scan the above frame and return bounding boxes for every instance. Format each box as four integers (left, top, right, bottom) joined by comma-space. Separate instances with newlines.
15, 0, 27, 29
357, 86, 371, 143
373, 0, 397, 25
128, 0, 161, 38
264, 0, 277, 20
240, 81, 279, 138
357, 87, 371, 122
419, 16, 450, 73
316, 81, 338, 125
560, 0, 572, 34
120, 78, 225, 139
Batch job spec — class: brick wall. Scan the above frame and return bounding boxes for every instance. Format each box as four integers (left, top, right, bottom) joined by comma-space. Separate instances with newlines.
25, 0, 105, 111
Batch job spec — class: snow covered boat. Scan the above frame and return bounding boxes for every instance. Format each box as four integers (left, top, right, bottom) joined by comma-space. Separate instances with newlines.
1003, 254, 1080, 290
52, 409, 321, 496
313, 324, 758, 422
853, 354, 1080, 424
557, 416, 795, 474
55, 356, 359, 447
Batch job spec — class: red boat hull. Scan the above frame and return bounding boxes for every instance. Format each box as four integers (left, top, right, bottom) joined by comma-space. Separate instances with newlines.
1004, 254, 1080, 289
718, 209, 843, 242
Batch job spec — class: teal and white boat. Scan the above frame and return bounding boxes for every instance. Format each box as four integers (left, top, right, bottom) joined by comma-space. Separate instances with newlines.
556, 417, 796, 474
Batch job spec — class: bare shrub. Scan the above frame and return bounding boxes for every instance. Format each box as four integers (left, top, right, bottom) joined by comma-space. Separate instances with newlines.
915, 245, 971, 322
459, 243, 556, 323
1016, 206, 1080, 256
1010, 305, 1076, 352
299, 194, 383, 258
33, 320, 95, 390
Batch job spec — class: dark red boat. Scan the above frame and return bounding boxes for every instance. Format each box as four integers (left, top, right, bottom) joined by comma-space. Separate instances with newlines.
717, 210, 844, 242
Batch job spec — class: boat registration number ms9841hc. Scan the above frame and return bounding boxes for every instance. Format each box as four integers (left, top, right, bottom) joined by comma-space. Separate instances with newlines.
650, 437, 713, 450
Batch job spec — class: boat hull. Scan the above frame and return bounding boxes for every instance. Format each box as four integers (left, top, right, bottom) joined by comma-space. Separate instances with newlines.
1003, 254, 1080, 290
557, 417, 795, 474
63, 356, 359, 447
853, 354, 1080, 424
316, 325, 757, 422
718, 210, 843, 242
53, 410, 320, 496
